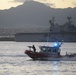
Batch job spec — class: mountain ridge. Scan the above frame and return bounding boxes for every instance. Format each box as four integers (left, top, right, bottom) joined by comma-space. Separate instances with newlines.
0, 1, 76, 29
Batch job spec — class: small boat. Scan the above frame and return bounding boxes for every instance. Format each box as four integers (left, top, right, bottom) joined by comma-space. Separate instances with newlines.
24, 42, 76, 60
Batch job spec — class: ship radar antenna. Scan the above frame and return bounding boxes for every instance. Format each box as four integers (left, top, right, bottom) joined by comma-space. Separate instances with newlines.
49, 17, 55, 32
66, 16, 74, 31
67, 16, 73, 24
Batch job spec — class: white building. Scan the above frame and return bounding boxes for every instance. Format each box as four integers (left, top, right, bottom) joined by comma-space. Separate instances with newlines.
15, 32, 76, 42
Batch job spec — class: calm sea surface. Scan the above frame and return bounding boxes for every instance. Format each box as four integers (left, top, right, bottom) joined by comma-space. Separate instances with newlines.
0, 41, 76, 75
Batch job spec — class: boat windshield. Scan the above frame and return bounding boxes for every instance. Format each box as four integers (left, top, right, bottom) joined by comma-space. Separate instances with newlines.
39, 46, 60, 53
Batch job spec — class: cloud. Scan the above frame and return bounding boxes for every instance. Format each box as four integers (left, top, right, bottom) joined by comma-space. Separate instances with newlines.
45, 3, 55, 7
72, 2, 76, 7
13, 0, 33, 2
12, 0, 55, 7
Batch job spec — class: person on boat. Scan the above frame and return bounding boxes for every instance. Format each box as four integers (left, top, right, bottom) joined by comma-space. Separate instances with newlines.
32, 45, 36, 52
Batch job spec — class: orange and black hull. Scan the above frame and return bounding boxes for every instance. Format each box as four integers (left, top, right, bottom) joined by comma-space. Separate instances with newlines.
25, 50, 48, 60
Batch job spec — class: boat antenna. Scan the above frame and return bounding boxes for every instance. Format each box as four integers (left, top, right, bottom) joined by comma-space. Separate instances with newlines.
59, 40, 63, 47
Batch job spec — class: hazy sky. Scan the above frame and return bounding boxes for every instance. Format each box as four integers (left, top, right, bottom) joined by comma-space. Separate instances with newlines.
0, 0, 76, 10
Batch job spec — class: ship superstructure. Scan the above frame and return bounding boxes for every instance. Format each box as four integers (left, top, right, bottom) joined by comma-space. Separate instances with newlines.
15, 16, 76, 42
49, 16, 76, 32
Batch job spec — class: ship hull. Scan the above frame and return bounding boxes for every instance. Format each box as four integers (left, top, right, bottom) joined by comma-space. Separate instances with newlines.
25, 50, 76, 61
25, 50, 48, 60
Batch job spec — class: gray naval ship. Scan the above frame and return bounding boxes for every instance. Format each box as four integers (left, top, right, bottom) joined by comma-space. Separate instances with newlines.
15, 16, 76, 42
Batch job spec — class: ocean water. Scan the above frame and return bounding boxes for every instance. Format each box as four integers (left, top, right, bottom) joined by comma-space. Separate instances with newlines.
0, 41, 76, 75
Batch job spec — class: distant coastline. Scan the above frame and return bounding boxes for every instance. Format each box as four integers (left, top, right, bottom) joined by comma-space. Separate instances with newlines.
0, 36, 76, 42
0, 37, 15, 41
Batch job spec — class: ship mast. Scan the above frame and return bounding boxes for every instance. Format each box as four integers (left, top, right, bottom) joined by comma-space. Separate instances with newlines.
49, 17, 55, 32
46, 17, 55, 42
66, 16, 74, 31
